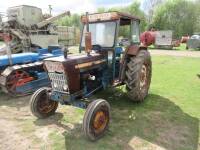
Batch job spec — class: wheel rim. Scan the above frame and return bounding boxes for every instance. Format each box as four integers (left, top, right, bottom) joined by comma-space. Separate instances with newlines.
38, 92, 57, 114
93, 110, 109, 134
6, 70, 29, 93
139, 64, 148, 91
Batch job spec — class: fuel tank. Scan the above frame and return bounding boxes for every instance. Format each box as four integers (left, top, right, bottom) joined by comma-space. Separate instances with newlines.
140, 31, 156, 46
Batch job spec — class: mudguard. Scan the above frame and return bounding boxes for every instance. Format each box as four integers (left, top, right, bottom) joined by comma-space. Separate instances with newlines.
119, 45, 147, 82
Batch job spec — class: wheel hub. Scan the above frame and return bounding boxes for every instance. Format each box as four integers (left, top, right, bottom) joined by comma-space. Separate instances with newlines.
6, 70, 30, 93
38, 93, 57, 114
140, 64, 147, 91
93, 111, 108, 134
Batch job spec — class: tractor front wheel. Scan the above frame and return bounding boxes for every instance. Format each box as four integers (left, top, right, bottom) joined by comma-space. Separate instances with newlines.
30, 87, 58, 118
125, 50, 152, 102
83, 99, 110, 141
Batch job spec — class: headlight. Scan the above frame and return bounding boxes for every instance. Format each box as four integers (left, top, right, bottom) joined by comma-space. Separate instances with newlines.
52, 82, 58, 88
63, 84, 68, 91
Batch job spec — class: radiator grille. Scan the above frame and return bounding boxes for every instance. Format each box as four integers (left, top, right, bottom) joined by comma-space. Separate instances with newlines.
48, 72, 68, 92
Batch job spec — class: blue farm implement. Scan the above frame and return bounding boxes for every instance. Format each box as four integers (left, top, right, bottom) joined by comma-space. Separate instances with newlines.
0, 48, 63, 96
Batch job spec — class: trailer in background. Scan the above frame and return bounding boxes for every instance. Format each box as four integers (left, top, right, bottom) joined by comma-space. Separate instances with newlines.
155, 30, 174, 49
140, 30, 180, 49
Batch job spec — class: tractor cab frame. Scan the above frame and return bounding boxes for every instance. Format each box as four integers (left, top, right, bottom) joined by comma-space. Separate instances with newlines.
80, 12, 141, 49
80, 12, 142, 82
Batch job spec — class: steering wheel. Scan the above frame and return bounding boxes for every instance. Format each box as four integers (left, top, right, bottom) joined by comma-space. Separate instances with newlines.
92, 44, 102, 52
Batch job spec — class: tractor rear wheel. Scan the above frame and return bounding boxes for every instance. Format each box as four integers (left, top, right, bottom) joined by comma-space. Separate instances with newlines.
30, 87, 58, 118
125, 50, 152, 102
83, 99, 110, 141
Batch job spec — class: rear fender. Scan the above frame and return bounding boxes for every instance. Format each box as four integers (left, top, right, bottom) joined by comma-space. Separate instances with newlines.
119, 45, 147, 82
126, 45, 147, 55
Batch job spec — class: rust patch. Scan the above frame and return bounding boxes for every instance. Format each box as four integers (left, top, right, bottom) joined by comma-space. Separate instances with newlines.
127, 45, 140, 55
62, 53, 104, 93
75, 59, 106, 69
84, 32, 92, 54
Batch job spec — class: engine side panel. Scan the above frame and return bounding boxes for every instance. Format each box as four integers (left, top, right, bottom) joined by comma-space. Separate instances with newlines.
63, 53, 105, 93
45, 53, 105, 94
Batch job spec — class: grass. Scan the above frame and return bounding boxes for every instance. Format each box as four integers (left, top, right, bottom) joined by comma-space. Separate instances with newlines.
173, 43, 187, 50
0, 55, 199, 150
46, 56, 200, 150
0, 41, 4, 46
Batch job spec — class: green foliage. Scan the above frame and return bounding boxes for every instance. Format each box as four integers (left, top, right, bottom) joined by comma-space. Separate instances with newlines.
193, 0, 200, 32
0, 41, 4, 46
97, 7, 106, 13
126, 2, 147, 32
57, 14, 82, 29
152, 0, 199, 38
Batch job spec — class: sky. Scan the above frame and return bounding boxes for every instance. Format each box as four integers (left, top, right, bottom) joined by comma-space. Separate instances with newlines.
0, 0, 143, 15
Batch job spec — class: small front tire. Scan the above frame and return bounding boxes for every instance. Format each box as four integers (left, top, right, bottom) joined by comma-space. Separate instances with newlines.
83, 99, 110, 141
30, 87, 58, 119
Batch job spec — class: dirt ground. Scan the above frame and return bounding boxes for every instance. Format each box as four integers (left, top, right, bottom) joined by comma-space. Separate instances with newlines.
0, 94, 34, 149
0, 93, 76, 150
0, 50, 199, 150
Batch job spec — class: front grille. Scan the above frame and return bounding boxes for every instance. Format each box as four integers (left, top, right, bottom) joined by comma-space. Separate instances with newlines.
48, 72, 68, 92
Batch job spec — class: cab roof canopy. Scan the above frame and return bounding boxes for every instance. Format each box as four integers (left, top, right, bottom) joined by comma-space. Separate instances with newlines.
81, 11, 140, 25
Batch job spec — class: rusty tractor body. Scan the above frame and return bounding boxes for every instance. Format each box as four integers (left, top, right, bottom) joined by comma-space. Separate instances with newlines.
30, 12, 152, 141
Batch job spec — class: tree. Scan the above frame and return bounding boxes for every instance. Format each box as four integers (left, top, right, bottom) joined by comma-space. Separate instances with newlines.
127, 2, 147, 32
142, 0, 166, 23
97, 7, 106, 13
57, 14, 81, 29
152, 0, 199, 38
193, 0, 200, 32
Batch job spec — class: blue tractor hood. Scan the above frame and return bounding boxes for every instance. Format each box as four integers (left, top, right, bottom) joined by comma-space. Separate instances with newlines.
0, 53, 39, 67
0, 48, 63, 69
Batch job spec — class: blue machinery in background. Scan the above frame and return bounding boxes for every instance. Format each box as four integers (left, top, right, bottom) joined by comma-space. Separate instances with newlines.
0, 47, 63, 96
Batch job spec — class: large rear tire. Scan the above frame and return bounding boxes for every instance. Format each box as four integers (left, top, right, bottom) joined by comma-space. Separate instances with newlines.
125, 50, 152, 102
83, 99, 110, 141
30, 87, 58, 119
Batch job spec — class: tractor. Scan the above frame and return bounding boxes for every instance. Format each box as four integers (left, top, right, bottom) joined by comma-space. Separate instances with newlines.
0, 31, 64, 96
30, 12, 152, 141
0, 45, 63, 96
